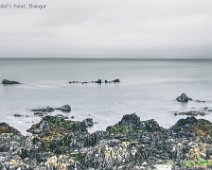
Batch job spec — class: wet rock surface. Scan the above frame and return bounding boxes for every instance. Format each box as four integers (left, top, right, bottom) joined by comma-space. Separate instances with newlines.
0, 114, 212, 169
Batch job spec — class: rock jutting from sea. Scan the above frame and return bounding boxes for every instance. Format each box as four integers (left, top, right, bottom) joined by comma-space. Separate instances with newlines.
0, 113, 212, 170
1, 79, 21, 85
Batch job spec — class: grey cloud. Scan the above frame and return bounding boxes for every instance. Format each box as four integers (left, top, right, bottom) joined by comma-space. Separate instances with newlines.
0, 0, 212, 58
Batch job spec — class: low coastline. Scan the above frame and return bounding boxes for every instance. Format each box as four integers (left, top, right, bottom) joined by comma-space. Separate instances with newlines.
0, 113, 212, 170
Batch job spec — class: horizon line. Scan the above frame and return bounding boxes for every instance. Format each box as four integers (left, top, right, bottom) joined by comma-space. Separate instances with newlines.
0, 57, 212, 60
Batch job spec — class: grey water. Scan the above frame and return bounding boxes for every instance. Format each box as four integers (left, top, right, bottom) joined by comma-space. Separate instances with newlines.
0, 58, 212, 135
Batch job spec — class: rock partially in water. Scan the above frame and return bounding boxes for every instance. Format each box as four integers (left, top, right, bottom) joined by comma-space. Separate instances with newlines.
2, 79, 21, 85
94, 79, 102, 84
31, 106, 54, 113
111, 78, 120, 83
55, 104, 71, 113
176, 93, 192, 102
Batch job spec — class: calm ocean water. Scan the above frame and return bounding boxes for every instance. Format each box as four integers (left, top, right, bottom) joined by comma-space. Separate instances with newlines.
0, 58, 212, 135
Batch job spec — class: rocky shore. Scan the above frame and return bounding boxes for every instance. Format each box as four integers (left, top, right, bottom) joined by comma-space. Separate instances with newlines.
0, 113, 212, 170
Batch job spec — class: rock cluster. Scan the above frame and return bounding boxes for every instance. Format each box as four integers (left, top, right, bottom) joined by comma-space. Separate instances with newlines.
0, 114, 212, 170
176, 93, 206, 103
69, 78, 120, 84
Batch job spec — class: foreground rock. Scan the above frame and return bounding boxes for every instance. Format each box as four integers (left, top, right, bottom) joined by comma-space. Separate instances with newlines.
2, 79, 21, 85
0, 114, 212, 169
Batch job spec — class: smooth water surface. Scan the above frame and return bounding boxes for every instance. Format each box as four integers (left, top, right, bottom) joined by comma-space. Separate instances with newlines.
0, 58, 212, 135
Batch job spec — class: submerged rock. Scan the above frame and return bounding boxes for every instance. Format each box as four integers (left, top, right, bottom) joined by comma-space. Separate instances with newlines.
174, 111, 206, 116
176, 93, 192, 102
2, 79, 21, 85
55, 105, 71, 113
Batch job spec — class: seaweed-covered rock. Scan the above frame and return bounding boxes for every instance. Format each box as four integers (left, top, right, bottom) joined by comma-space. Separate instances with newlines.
171, 116, 212, 137
106, 113, 162, 139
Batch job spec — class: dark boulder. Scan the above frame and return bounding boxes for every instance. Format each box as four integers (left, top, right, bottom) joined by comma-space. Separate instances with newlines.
171, 116, 212, 137
176, 93, 192, 102
94, 79, 102, 84
2, 79, 21, 85
119, 113, 141, 126
55, 105, 71, 113
0, 123, 20, 134
111, 78, 120, 83
140, 119, 162, 132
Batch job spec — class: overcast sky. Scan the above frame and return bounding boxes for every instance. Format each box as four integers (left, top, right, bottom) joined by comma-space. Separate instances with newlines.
0, 0, 212, 58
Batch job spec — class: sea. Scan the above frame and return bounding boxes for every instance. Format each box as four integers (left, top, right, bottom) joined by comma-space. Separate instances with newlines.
0, 58, 212, 135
